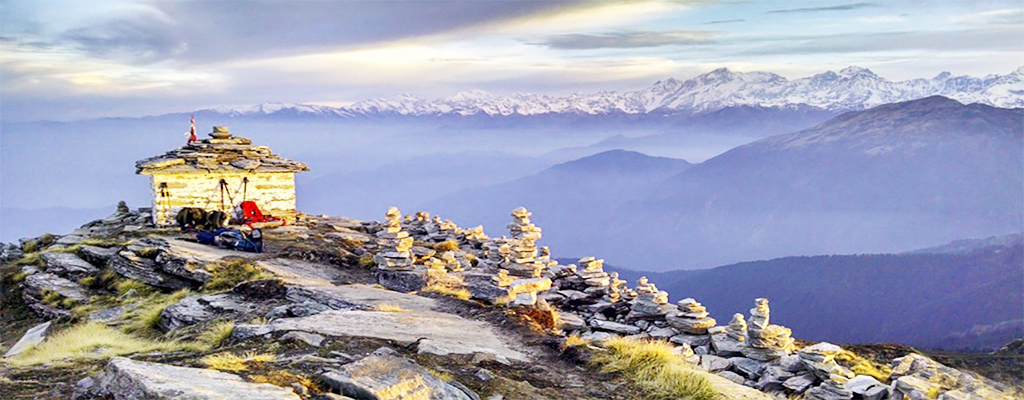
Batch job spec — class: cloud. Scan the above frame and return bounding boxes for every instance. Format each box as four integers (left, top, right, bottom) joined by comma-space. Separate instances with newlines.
767, 2, 874, 14
856, 15, 907, 24
534, 31, 718, 50
705, 19, 745, 25
61, 13, 186, 63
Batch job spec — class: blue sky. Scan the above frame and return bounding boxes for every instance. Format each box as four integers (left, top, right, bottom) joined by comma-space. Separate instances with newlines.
1, 0, 1022, 121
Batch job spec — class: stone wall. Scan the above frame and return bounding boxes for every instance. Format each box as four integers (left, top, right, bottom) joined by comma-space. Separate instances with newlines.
148, 171, 297, 226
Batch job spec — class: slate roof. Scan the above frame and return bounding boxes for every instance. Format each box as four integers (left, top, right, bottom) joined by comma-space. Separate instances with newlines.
135, 133, 309, 175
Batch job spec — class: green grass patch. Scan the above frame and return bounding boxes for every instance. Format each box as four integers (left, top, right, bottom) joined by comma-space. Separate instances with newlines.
43, 245, 82, 254
115, 278, 157, 297
203, 260, 272, 292
14, 252, 42, 266
836, 349, 892, 382
591, 336, 717, 400
20, 234, 57, 253
80, 238, 130, 247
3, 322, 198, 367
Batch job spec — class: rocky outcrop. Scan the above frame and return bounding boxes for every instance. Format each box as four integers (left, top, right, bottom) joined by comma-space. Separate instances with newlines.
95, 357, 300, 399
321, 348, 475, 400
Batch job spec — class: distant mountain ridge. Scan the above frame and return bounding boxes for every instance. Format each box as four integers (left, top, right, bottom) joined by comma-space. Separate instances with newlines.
197, 66, 1023, 119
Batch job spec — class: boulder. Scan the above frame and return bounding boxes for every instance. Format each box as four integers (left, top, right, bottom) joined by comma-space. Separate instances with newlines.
4, 321, 51, 358
729, 357, 766, 380
281, 331, 325, 347
109, 251, 195, 290
782, 372, 817, 393
24, 272, 89, 303
374, 269, 426, 292
232, 324, 274, 341
699, 354, 731, 372
589, 319, 642, 335
98, 357, 300, 399
79, 245, 121, 265
159, 293, 256, 331
41, 252, 98, 277
321, 348, 474, 400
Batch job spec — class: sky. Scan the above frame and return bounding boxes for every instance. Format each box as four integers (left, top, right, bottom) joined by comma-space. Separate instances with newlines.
1, 0, 1022, 122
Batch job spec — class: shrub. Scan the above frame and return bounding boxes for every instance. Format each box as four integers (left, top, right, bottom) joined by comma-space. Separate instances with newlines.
591, 336, 717, 400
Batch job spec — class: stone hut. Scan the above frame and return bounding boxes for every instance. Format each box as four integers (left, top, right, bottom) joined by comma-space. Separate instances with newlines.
135, 126, 309, 226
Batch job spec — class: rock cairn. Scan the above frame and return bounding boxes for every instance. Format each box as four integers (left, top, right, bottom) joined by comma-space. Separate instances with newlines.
373, 207, 413, 271
629, 276, 668, 316
799, 343, 850, 380
667, 298, 717, 334
576, 257, 611, 294
743, 297, 795, 360
502, 207, 545, 277
607, 272, 627, 302
440, 251, 463, 272
727, 313, 748, 342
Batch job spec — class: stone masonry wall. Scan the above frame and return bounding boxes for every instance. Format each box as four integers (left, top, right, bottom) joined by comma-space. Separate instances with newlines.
148, 171, 297, 226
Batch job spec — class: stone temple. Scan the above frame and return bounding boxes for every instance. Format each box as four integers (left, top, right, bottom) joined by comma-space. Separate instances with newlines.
135, 126, 309, 226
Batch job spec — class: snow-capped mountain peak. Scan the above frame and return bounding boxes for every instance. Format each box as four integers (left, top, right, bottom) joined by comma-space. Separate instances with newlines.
204, 66, 1024, 118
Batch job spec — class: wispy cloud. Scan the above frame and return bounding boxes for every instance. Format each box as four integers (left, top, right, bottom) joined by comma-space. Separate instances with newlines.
856, 15, 907, 24
768, 2, 874, 14
705, 19, 745, 25
535, 31, 717, 50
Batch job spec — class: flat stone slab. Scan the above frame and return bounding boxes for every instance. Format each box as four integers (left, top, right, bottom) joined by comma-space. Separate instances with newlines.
24, 272, 89, 302
271, 309, 527, 362
258, 259, 348, 286
99, 357, 300, 399
42, 252, 98, 276
4, 321, 51, 358
166, 238, 262, 261
286, 284, 437, 312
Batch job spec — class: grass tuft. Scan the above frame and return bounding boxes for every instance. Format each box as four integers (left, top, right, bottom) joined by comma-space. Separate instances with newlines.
80, 238, 130, 247
44, 245, 82, 254
201, 351, 275, 372
376, 303, 408, 313
248, 370, 320, 393
3, 322, 194, 367
197, 320, 236, 348
562, 334, 591, 351
14, 253, 42, 266
203, 260, 272, 292
433, 240, 460, 252
115, 278, 156, 297
423, 272, 472, 300
358, 254, 376, 269
123, 289, 192, 335
591, 336, 717, 400
836, 349, 892, 382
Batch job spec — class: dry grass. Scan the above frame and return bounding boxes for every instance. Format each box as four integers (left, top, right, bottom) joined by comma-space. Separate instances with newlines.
375, 303, 408, 313
836, 349, 892, 382
115, 278, 156, 297
43, 245, 82, 254
591, 336, 717, 400
424, 273, 472, 300
123, 289, 192, 335
197, 320, 236, 348
358, 254, 376, 268
3, 322, 196, 367
14, 253, 42, 266
80, 238, 130, 247
201, 351, 276, 372
203, 260, 273, 292
562, 334, 592, 351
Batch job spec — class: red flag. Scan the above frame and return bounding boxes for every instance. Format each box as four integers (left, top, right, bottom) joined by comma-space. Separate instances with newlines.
188, 114, 197, 144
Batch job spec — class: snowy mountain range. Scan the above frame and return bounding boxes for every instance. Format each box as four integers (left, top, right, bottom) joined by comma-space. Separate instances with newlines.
204, 66, 1024, 118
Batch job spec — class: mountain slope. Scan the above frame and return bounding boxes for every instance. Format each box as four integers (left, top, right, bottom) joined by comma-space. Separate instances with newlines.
651, 241, 1024, 351
425, 150, 692, 246
590, 96, 1024, 269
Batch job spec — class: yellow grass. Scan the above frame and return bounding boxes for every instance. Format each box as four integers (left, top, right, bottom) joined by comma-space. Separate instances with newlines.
432, 240, 460, 252
248, 370, 318, 392
3, 322, 195, 367
424, 273, 472, 300
203, 260, 273, 291
197, 320, 236, 347
562, 334, 591, 350
836, 350, 892, 382
201, 351, 276, 372
123, 289, 192, 334
591, 336, 717, 400
376, 303, 408, 312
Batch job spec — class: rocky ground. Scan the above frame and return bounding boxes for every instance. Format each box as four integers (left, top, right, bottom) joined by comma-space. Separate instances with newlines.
1, 205, 1021, 400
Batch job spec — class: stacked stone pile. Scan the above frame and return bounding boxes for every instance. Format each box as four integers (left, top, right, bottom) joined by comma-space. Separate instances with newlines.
743, 297, 795, 360
440, 251, 463, 272
373, 207, 414, 271
502, 207, 545, 277
799, 343, 852, 380
666, 298, 717, 334
576, 257, 611, 293
629, 276, 669, 317
805, 374, 854, 400
607, 272, 626, 303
